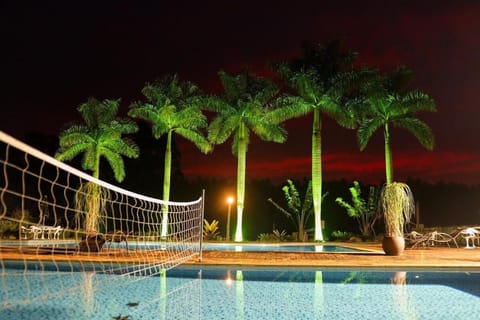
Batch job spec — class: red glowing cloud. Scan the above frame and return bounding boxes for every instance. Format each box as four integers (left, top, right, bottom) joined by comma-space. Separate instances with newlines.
180, 142, 480, 186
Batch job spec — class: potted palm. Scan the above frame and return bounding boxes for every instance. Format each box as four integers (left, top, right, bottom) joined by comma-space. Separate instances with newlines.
379, 182, 415, 255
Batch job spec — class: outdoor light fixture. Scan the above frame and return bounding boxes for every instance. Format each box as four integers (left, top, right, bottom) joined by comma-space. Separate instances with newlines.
226, 196, 234, 241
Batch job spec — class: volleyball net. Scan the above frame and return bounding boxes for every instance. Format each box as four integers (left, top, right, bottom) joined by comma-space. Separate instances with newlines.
0, 130, 204, 315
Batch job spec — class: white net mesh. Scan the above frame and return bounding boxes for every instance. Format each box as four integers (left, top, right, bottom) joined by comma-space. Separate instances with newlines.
0, 131, 204, 317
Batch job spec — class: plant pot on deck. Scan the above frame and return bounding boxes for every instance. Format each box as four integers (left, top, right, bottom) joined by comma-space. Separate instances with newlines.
382, 236, 405, 256
380, 182, 414, 256
78, 233, 106, 253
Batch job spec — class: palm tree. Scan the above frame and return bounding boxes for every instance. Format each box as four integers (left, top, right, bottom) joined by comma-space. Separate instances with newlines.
56, 97, 139, 232
128, 74, 212, 238
356, 67, 436, 184
274, 40, 357, 241
205, 70, 305, 241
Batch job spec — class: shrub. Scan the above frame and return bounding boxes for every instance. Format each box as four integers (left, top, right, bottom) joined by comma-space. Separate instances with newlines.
272, 229, 288, 241
0, 209, 32, 239
203, 219, 220, 240
257, 233, 272, 241
330, 230, 351, 241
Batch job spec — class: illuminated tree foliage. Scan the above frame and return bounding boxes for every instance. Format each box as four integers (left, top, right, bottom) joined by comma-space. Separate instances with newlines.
204, 70, 305, 241
56, 97, 139, 232
274, 40, 357, 241
128, 74, 211, 238
356, 66, 436, 184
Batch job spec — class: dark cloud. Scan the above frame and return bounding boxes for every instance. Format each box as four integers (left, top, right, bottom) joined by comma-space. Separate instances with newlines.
1, 0, 479, 185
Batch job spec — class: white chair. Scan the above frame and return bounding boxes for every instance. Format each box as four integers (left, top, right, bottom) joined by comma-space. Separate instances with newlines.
20, 226, 31, 239
460, 228, 479, 249
47, 226, 63, 239
29, 226, 43, 240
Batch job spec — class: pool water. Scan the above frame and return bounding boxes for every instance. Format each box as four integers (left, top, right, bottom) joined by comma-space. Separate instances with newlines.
1, 240, 368, 253
102, 242, 368, 253
201, 243, 366, 252
1, 264, 479, 320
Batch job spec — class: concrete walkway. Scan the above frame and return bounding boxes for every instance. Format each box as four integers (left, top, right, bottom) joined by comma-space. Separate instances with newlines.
1, 242, 480, 270
189, 242, 480, 269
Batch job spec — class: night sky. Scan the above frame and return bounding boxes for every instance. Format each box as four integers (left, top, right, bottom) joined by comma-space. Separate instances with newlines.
2, 0, 480, 186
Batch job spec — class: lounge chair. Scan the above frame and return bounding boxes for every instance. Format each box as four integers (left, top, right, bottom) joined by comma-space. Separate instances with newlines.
104, 231, 129, 253
404, 231, 424, 247
409, 231, 459, 248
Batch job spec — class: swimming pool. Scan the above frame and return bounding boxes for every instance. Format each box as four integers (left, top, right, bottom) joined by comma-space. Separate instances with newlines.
1, 262, 479, 319
102, 242, 369, 253
1, 240, 368, 253
201, 243, 367, 252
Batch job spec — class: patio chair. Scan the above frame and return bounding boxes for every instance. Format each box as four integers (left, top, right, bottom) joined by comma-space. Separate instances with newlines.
20, 226, 32, 239
410, 231, 459, 248
459, 227, 480, 248
104, 231, 130, 253
29, 226, 43, 240
404, 231, 424, 247
47, 226, 63, 240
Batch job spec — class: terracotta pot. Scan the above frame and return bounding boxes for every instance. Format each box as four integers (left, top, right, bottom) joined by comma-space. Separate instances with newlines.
382, 236, 405, 256
78, 233, 106, 253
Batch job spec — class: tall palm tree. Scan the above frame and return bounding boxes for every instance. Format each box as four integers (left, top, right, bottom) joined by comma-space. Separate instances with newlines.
357, 67, 436, 184
275, 40, 357, 241
128, 74, 212, 238
56, 97, 139, 232
205, 70, 305, 241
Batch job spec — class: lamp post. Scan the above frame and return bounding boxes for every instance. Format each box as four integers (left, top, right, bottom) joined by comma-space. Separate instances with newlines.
226, 196, 234, 241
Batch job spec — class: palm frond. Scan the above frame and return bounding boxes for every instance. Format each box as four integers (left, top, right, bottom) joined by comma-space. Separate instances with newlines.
175, 128, 212, 154
400, 91, 436, 113
175, 107, 208, 129
357, 118, 384, 151
387, 65, 414, 94
55, 143, 89, 162
249, 120, 287, 143
267, 198, 294, 220
393, 117, 435, 150
218, 70, 245, 101
101, 149, 126, 182
265, 95, 311, 124
58, 129, 92, 148
200, 95, 233, 113
208, 114, 238, 144
128, 104, 162, 124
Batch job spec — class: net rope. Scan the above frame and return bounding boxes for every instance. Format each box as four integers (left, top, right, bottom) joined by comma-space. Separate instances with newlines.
0, 131, 204, 315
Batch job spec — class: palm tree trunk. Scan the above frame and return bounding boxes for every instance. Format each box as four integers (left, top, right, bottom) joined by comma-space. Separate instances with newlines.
235, 123, 247, 242
298, 218, 305, 241
384, 123, 393, 184
161, 131, 172, 238
312, 109, 324, 241
86, 150, 101, 233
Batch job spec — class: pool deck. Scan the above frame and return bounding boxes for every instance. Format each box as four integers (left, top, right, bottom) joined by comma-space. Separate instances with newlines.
189, 242, 480, 270
1, 241, 480, 270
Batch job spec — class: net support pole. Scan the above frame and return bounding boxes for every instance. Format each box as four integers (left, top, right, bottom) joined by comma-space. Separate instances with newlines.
198, 189, 205, 262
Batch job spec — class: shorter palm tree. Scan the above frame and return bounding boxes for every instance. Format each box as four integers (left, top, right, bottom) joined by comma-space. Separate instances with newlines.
128, 74, 211, 238
356, 67, 436, 184
56, 97, 139, 233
